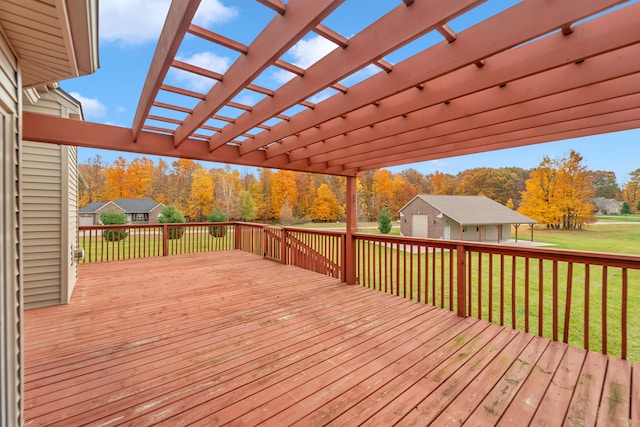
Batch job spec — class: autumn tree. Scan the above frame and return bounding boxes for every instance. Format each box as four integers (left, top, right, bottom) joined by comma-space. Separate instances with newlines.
372, 169, 394, 218
622, 168, 640, 212
431, 171, 456, 195
148, 158, 170, 204
213, 166, 241, 219
103, 156, 129, 200
590, 171, 620, 199
169, 159, 198, 213
309, 184, 344, 222
400, 168, 430, 194
391, 174, 417, 215
238, 190, 257, 221
78, 154, 107, 206
269, 170, 297, 221
519, 151, 595, 229
187, 166, 214, 221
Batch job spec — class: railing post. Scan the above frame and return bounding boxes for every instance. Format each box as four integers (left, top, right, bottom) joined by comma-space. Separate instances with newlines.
162, 224, 168, 256
345, 176, 357, 285
234, 223, 242, 250
456, 244, 467, 317
281, 228, 288, 265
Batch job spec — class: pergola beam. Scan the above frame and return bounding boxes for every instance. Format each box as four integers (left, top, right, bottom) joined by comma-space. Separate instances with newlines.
221, 0, 484, 155
352, 119, 640, 172
131, 0, 200, 141
337, 95, 640, 170
172, 0, 345, 147
266, 0, 639, 160
318, 73, 640, 166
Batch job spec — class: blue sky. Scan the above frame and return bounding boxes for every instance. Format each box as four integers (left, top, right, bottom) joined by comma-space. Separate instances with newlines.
59, 0, 640, 185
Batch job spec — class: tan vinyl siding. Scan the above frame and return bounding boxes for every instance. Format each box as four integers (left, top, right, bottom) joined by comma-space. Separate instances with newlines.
21, 142, 62, 308
0, 28, 22, 427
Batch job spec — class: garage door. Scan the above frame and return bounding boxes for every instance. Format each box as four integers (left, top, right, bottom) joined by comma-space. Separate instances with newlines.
411, 214, 428, 238
79, 215, 94, 226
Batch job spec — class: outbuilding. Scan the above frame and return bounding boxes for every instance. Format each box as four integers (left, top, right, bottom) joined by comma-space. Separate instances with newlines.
399, 195, 536, 243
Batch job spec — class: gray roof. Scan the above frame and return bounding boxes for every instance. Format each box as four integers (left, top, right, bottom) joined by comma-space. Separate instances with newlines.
113, 198, 162, 213
79, 201, 109, 213
406, 195, 537, 225
590, 197, 622, 209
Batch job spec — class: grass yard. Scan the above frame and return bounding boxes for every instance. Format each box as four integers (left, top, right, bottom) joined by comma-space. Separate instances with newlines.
356, 241, 640, 362
517, 221, 640, 255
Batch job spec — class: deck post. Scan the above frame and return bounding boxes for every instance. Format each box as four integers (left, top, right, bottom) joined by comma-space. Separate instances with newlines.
281, 228, 288, 265
162, 224, 168, 256
345, 176, 357, 285
235, 223, 242, 250
456, 244, 467, 317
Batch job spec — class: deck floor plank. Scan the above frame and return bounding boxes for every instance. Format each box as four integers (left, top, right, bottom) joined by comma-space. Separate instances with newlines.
22, 251, 638, 426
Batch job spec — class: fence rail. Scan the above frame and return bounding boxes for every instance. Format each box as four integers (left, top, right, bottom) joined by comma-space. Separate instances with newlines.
78, 222, 640, 360
354, 233, 640, 361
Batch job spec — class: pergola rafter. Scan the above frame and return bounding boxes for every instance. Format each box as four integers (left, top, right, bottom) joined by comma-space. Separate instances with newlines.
23, 0, 640, 177
276, 3, 640, 163
208, 0, 483, 154
172, 0, 345, 147
240, 0, 626, 157
317, 73, 640, 167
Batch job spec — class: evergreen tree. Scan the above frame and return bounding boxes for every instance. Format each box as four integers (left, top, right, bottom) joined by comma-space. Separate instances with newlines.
377, 208, 392, 234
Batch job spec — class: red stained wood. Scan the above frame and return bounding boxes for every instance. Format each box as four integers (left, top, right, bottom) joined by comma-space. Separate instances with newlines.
23, 251, 638, 425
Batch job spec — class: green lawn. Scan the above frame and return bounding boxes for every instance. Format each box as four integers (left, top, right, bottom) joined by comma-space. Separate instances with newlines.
517, 222, 640, 255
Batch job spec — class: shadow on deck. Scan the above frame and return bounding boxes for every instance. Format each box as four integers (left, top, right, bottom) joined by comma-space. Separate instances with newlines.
24, 251, 638, 425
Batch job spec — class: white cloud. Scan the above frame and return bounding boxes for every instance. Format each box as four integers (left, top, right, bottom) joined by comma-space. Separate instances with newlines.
70, 92, 107, 120
170, 51, 232, 92
272, 35, 338, 84
100, 0, 237, 45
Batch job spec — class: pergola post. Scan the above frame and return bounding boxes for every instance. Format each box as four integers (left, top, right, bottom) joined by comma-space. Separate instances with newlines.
345, 176, 357, 285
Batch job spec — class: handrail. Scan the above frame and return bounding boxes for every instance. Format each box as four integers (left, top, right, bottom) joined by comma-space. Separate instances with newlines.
77, 222, 640, 360
353, 232, 640, 361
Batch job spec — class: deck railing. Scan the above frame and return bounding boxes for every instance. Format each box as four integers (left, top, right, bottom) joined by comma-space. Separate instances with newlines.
78, 223, 640, 360
354, 233, 640, 361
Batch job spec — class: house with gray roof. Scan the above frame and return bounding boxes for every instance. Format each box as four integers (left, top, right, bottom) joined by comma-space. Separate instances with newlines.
79, 198, 164, 225
590, 197, 623, 215
113, 198, 164, 224
399, 195, 537, 243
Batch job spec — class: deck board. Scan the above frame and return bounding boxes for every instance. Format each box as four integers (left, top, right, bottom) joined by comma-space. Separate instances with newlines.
23, 251, 638, 426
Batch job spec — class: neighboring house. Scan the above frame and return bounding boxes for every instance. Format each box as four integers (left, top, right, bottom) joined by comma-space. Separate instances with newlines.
591, 197, 623, 214
78, 201, 125, 225
113, 198, 165, 224
399, 195, 537, 243
0, 1, 98, 423
79, 198, 164, 225
21, 85, 85, 310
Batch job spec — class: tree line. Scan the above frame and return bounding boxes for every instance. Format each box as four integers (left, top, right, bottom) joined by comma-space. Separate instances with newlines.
79, 152, 640, 227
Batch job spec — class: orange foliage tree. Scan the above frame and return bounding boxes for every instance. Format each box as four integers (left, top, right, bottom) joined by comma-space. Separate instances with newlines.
309, 184, 344, 222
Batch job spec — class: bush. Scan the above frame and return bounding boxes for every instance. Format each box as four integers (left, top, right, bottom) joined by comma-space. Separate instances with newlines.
207, 208, 228, 237
159, 205, 185, 239
377, 208, 392, 234
100, 210, 128, 241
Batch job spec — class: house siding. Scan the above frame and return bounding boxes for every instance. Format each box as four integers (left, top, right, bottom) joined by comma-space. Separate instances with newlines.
149, 204, 164, 224
400, 198, 443, 238
22, 89, 82, 309
0, 29, 23, 427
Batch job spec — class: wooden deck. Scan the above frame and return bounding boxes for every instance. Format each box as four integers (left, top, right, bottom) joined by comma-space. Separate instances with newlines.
24, 251, 638, 426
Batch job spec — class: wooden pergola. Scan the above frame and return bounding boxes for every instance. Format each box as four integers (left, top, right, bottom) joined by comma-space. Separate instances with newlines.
22, 0, 640, 284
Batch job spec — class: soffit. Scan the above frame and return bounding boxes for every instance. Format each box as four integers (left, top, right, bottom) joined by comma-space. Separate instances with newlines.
0, 0, 98, 88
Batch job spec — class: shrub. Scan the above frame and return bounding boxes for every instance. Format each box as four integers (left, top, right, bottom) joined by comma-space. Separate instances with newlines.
159, 205, 186, 239
207, 207, 228, 237
100, 211, 128, 241
377, 208, 392, 234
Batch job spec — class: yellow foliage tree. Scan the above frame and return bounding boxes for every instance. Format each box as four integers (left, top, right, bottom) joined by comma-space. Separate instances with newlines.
519, 151, 594, 229
187, 167, 214, 221
309, 184, 344, 222
269, 170, 297, 220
